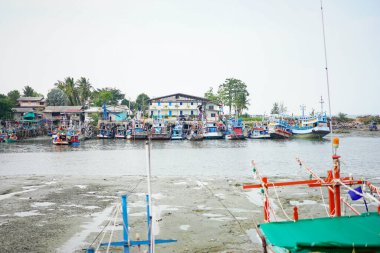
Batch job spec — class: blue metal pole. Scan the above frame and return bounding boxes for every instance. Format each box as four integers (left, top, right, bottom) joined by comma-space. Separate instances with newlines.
121, 195, 130, 253
86, 248, 95, 253
146, 194, 151, 253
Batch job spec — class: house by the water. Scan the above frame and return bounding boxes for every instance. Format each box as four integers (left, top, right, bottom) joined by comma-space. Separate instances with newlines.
148, 93, 222, 121
12, 97, 46, 121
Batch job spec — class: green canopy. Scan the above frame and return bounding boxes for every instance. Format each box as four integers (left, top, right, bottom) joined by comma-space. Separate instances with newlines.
23, 112, 35, 119
259, 212, 380, 252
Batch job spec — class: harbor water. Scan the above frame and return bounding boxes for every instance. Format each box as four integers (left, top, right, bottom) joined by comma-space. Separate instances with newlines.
0, 135, 379, 178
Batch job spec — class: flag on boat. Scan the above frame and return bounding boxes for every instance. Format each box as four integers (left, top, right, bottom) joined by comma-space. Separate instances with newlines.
348, 186, 363, 201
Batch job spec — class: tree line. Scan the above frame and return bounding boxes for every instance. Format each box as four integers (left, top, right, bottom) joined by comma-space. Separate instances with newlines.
0, 77, 151, 119
1, 76, 251, 119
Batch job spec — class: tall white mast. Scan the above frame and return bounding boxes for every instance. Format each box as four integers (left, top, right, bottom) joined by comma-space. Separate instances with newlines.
320, 0, 334, 153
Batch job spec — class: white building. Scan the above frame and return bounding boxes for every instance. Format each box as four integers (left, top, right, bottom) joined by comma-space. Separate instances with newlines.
148, 93, 222, 121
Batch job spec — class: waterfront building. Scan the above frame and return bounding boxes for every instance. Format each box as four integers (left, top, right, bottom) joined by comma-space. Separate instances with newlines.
12, 97, 46, 120
84, 105, 131, 122
148, 93, 222, 121
43, 106, 84, 125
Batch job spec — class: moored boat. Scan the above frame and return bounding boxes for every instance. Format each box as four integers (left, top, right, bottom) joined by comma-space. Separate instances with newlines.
115, 125, 127, 139
225, 119, 245, 140
269, 121, 292, 139
249, 126, 271, 139
4, 134, 18, 143
171, 123, 184, 140
97, 129, 113, 139
291, 112, 330, 139
53, 133, 69, 145
149, 120, 171, 140
203, 122, 224, 139
130, 122, 148, 140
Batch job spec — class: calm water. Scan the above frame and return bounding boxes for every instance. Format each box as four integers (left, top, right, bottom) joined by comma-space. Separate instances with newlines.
0, 136, 379, 178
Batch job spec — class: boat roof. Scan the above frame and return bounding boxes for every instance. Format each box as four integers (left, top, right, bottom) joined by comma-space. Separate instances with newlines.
259, 212, 380, 251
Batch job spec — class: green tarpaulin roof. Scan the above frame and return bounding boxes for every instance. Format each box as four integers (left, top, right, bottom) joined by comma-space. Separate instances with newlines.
259, 212, 380, 252
23, 112, 35, 118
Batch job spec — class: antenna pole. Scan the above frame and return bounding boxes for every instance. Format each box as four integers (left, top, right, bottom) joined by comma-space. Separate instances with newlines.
320, 0, 334, 153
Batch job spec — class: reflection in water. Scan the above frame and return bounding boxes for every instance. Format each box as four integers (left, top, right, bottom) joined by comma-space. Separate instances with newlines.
0, 136, 379, 178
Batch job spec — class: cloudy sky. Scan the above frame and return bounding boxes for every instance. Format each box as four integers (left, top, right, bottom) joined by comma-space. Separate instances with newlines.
0, 0, 379, 115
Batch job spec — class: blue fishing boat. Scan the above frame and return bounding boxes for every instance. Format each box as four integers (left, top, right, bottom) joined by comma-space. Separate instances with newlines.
130, 122, 148, 140
225, 119, 245, 140
171, 123, 184, 140
203, 122, 225, 139
249, 126, 271, 139
269, 120, 293, 139
150, 119, 171, 140
291, 113, 330, 139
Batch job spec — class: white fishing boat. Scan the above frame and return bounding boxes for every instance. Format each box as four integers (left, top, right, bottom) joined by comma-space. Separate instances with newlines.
203, 122, 224, 139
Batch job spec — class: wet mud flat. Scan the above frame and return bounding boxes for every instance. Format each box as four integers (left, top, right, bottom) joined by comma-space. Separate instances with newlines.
0, 175, 377, 253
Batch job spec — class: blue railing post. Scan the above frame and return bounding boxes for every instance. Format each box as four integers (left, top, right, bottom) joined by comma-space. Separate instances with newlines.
86, 248, 95, 253
121, 195, 130, 253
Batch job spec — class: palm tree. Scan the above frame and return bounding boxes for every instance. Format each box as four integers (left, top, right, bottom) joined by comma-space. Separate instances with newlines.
76, 77, 93, 107
23, 85, 36, 97
55, 77, 79, 106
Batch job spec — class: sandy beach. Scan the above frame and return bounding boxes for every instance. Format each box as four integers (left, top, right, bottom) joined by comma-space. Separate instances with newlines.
1, 174, 377, 253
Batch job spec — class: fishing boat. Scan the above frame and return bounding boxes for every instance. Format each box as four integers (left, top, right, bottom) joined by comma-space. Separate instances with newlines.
66, 129, 80, 146
4, 134, 18, 143
115, 125, 127, 139
225, 118, 245, 140
243, 138, 380, 253
249, 126, 271, 139
52, 133, 69, 145
269, 121, 292, 139
171, 123, 184, 140
186, 129, 204, 141
130, 122, 148, 140
203, 122, 224, 139
97, 128, 113, 139
149, 120, 171, 140
291, 100, 330, 139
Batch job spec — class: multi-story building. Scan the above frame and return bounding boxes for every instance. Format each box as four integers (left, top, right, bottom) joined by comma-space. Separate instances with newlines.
12, 97, 47, 120
17, 97, 46, 108
148, 93, 222, 121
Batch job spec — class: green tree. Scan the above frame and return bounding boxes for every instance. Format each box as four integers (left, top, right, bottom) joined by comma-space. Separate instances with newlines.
76, 77, 93, 107
0, 94, 12, 119
22, 85, 36, 97
279, 102, 287, 115
121, 98, 135, 112
55, 77, 80, 106
92, 88, 124, 106
271, 102, 279, 114
204, 87, 220, 104
47, 88, 68, 106
218, 78, 249, 116
135, 93, 150, 112
7, 90, 20, 107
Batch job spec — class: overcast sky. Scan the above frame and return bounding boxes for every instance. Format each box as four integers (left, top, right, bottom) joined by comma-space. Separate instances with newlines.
0, 0, 379, 115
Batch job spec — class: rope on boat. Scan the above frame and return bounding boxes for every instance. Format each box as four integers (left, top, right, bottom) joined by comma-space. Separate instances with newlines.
338, 179, 380, 205
340, 197, 360, 215
197, 179, 247, 234
251, 161, 278, 222
297, 157, 335, 216
106, 206, 121, 253
88, 178, 144, 251
319, 186, 330, 216
270, 183, 292, 221
94, 205, 120, 253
